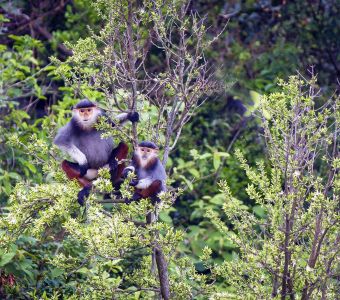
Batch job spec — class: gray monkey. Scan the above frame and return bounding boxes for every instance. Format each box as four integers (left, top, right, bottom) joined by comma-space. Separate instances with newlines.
54, 99, 139, 205
122, 141, 166, 203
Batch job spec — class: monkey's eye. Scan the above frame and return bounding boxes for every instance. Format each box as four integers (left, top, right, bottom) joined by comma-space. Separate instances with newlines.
147, 149, 150, 153
80, 109, 85, 113
87, 109, 92, 113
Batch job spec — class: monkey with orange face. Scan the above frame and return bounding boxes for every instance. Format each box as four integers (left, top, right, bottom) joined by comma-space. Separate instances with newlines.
122, 141, 167, 203
54, 99, 139, 205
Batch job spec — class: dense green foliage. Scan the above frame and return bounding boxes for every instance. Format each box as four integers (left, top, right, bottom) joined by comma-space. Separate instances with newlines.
207, 77, 339, 299
0, 1, 338, 299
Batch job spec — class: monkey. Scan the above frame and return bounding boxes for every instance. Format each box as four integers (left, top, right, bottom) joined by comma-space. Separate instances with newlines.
54, 99, 139, 205
122, 141, 166, 204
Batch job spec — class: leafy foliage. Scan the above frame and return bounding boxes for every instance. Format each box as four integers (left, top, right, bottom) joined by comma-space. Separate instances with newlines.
207, 76, 339, 299
0, 0, 339, 299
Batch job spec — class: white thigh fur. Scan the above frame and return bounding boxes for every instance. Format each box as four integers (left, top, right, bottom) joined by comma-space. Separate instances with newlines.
135, 178, 153, 189
84, 169, 98, 180
60, 145, 87, 165
84, 164, 110, 180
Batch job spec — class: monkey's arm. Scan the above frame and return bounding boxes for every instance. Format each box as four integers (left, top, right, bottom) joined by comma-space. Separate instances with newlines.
54, 126, 88, 175
113, 112, 139, 125
58, 144, 87, 165
57, 145, 88, 177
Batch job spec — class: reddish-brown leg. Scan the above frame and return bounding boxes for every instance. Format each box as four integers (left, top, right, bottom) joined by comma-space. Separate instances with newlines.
61, 160, 91, 187
137, 180, 162, 198
110, 142, 129, 185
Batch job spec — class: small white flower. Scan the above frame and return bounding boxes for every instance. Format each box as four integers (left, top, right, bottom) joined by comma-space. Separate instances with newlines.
306, 265, 313, 272
293, 170, 301, 177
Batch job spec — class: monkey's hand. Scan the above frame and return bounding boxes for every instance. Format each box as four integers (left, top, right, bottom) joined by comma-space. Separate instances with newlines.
127, 112, 139, 123
129, 179, 139, 187
79, 163, 89, 177
122, 166, 135, 179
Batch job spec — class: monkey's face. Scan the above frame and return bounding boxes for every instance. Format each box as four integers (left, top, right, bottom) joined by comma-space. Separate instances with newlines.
135, 146, 158, 168
73, 106, 101, 129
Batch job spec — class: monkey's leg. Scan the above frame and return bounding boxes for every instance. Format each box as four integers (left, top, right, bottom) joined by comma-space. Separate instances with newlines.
138, 180, 162, 199
126, 180, 162, 205
125, 180, 163, 204
61, 160, 92, 206
109, 142, 129, 186
61, 160, 81, 179
61, 160, 92, 187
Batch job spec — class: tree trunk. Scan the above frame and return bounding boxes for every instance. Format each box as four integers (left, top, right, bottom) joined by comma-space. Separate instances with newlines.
155, 244, 170, 300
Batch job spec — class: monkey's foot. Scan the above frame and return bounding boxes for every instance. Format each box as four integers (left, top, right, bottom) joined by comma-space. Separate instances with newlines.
61, 160, 92, 187
124, 198, 132, 205
78, 186, 91, 206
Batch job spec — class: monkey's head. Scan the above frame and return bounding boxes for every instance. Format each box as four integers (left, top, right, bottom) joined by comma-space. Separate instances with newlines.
135, 141, 159, 169
72, 99, 102, 129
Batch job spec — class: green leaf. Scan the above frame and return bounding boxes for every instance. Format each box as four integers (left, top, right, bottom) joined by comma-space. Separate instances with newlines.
51, 268, 64, 279
213, 152, 221, 171
22, 268, 35, 281
187, 225, 201, 237
244, 90, 262, 117
253, 205, 266, 218
0, 252, 16, 267
159, 212, 173, 224
188, 168, 200, 178
190, 209, 205, 221
8, 172, 21, 180
0, 14, 10, 23
199, 153, 212, 159
191, 239, 206, 256
23, 162, 37, 173
209, 193, 225, 205
250, 90, 261, 107
216, 152, 230, 158
77, 267, 90, 274
179, 175, 193, 190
